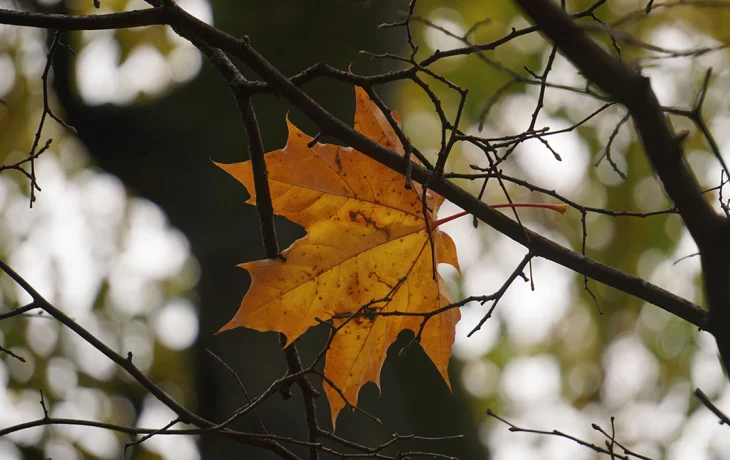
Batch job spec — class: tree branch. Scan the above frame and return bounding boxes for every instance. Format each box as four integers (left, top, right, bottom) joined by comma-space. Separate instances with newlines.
512, 0, 719, 244
135, 0, 707, 331
0, 258, 300, 460
512, 0, 730, 373
695, 388, 730, 425
0, 7, 167, 30
195, 40, 321, 459
194, 41, 281, 258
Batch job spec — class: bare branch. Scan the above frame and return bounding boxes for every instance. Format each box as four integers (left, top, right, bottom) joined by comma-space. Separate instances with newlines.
0, 7, 167, 30
487, 409, 654, 460
512, 0, 728, 373
0, 258, 301, 459
695, 388, 730, 426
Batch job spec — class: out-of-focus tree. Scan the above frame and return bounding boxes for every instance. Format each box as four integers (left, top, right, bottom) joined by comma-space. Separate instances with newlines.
0, 1, 729, 459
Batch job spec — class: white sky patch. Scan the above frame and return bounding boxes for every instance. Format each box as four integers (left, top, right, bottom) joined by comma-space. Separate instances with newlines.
537, 55, 592, 119
584, 213, 615, 251
8, 157, 122, 316
498, 93, 534, 133
6, 346, 34, 384
513, 124, 590, 195
125, 0, 153, 11
668, 383, 730, 459
154, 299, 199, 350
0, 441, 20, 460
640, 23, 714, 108
424, 8, 466, 52
78, 171, 127, 230
496, 94, 591, 195
566, 361, 602, 398
177, 0, 214, 24
640, 229, 701, 303
499, 257, 574, 347
710, 117, 730, 169
26, 319, 60, 358
643, 65, 679, 107
64, 322, 116, 381
121, 199, 190, 280
123, 320, 156, 373
108, 268, 163, 316
530, 402, 597, 460
647, 25, 695, 54
602, 334, 660, 409
691, 348, 726, 397
0, 52, 16, 97
121, 45, 171, 97
633, 176, 669, 211
10, 242, 55, 306
489, 442, 543, 460
443, 211, 576, 352
505, 15, 544, 54
136, 396, 201, 460
453, 303, 500, 360
646, 23, 724, 71
0, 176, 10, 213
46, 357, 78, 399
485, 399, 603, 460
75, 36, 135, 106
50, 389, 101, 442
32, 176, 102, 315
49, 389, 120, 459
3, 390, 46, 446
500, 355, 561, 407
2, 155, 198, 388
168, 45, 203, 84
45, 440, 81, 460
461, 359, 500, 398
17, 28, 46, 81
75, 1, 210, 106
615, 382, 690, 443
78, 428, 119, 459
459, 127, 489, 165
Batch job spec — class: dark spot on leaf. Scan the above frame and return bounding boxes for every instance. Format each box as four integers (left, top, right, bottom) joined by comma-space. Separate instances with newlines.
348, 210, 390, 238
335, 151, 342, 173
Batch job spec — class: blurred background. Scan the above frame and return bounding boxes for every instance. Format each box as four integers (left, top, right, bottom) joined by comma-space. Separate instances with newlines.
0, 0, 729, 459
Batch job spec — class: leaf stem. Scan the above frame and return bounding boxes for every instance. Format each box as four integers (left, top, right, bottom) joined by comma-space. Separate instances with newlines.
432, 203, 568, 228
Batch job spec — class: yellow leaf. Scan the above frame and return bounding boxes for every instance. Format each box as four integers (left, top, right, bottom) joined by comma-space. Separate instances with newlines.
216, 86, 461, 428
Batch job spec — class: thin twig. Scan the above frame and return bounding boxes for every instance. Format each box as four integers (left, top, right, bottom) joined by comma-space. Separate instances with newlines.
695, 388, 730, 425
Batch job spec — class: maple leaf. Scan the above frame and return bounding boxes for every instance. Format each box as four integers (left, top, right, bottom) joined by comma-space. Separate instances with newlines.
216, 86, 460, 427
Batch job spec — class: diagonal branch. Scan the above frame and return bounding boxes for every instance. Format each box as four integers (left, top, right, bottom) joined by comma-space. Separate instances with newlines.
0, 258, 300, 460
512, 0, 730, 374
513, 0, 719, 243
139, 0, 707, 332
695, 388, 730, 425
